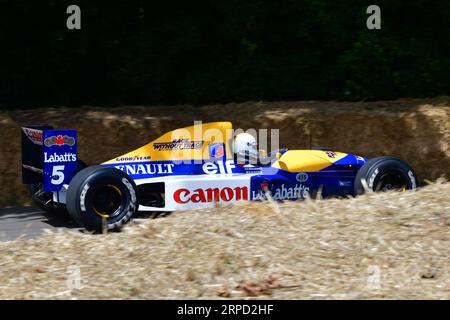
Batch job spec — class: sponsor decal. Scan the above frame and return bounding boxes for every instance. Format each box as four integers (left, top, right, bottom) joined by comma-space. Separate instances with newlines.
408, 170, 416, 189
115, 163, 175, 176
115, 155, 151, 162
356, 156, 366, 163
44, 152, 77, 163
80, 183, 90, 212
153, 138, 203, 151
202, 160, 236, 174
44, 134, 75, 147
339, 180, 352, 187
23, 127, 43, 145
261, 180, 269, 191
243, 165, 263, 174
252, 183, 310, 201
209, 143, 225, 159
368, 168, 379, 188
296, 172, 309, 182
174, 186, 248, 204
42, 129, 77, 192
325, 151, 337, 158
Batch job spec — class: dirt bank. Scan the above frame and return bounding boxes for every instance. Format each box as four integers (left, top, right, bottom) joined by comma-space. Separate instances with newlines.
1, 97, 449, 203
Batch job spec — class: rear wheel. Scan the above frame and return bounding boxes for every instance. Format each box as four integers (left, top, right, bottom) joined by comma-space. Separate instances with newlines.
354, 156, 418, 195
66, 165, 138, 232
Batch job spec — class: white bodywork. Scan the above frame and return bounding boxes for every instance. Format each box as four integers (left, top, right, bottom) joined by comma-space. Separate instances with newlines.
54, 173, 257, 212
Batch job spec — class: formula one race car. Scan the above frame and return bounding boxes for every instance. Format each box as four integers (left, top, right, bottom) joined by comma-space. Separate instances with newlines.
21, 122, 418, 231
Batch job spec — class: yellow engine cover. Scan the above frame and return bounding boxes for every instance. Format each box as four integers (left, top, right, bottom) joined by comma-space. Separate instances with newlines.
272, 150, 347, 172
103, 121, 234, 164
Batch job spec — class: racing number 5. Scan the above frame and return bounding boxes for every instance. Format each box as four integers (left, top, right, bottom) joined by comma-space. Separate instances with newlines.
51, 165, 65, 185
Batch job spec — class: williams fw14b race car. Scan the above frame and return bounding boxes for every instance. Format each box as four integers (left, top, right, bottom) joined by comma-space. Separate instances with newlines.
21, 122, 418, 231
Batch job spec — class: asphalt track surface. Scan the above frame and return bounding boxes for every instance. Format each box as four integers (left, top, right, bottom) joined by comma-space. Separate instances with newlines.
0, 206, 81, 241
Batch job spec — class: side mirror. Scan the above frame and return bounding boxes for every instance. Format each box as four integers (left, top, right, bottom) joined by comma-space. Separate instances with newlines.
276, 159, 288, 170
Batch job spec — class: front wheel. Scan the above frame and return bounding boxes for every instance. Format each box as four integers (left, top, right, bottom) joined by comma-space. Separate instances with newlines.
354, 156, 418, 195
66, 166, 138, 232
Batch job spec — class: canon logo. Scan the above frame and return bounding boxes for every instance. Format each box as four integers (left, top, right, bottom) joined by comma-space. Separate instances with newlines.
174, 186, 248, 204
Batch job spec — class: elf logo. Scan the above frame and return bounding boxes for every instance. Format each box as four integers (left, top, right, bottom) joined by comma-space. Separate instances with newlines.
174, 186, 248, 204
202, 160, 236, 174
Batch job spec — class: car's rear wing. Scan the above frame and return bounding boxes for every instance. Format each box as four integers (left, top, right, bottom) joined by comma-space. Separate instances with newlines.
21, 126, 78, 192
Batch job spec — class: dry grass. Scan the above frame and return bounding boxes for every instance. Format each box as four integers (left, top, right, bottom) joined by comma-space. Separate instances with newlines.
0, 181, 449, 299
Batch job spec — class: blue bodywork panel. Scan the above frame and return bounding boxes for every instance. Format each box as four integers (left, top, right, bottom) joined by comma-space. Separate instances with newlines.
102, 153, 368, 200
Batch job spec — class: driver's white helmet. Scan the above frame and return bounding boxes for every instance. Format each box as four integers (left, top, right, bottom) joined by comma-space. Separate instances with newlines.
234, 133, 258, 164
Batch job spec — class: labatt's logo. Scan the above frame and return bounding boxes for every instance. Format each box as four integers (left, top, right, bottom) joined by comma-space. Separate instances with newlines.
253, 183, 310, 201
44, 152, 77, 163
174, 186, 248, 204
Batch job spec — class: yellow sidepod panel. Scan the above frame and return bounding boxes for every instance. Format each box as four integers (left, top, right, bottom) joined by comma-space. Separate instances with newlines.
103, 121, 234, 164
272, 150, 348, 172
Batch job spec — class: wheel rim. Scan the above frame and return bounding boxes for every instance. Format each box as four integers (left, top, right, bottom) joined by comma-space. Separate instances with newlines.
92, 184, 124, 218
374, 171, 408, 192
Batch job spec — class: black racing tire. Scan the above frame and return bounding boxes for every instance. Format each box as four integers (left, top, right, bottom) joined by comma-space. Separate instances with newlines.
66, 165, 138, 232
354, 156, 418, 195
